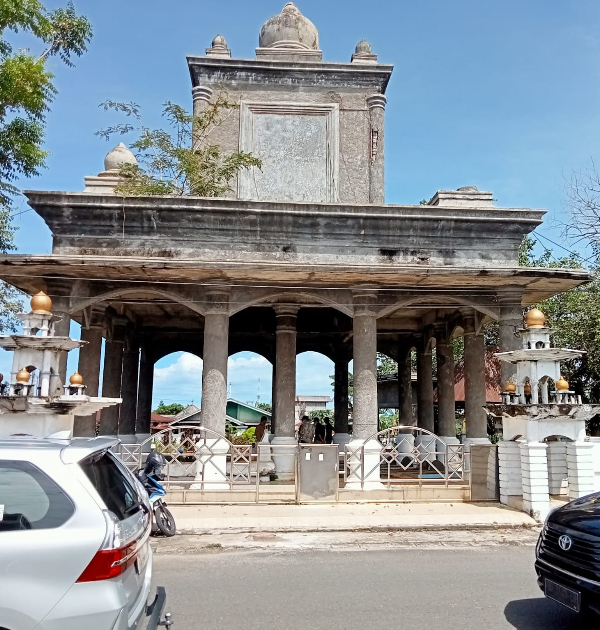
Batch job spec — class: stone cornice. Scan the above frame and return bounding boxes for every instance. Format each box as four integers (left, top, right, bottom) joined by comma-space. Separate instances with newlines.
187, 55, 394, 93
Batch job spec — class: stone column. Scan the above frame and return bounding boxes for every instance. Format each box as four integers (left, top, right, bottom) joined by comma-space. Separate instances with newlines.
348, 290, 381, 487
463, 316, 489, 442
366, 94, 387, 204
498, 440, 523, 509
397, 340, 413, 426
436, 333, 456, 440
136, 344, 154, 447
332, 347, 350, 445
498, 293, 523, 386
199, 291, 229, 434
566, 442, 595, 500
99, 321, 125, 436
192, 86, 213, 130
51, 292, 71, 384
270, 361, 277, 436
119, 333, 139, 441
272, 306, 299, 480
416, 343, 435, 434
73, 323, 103, 437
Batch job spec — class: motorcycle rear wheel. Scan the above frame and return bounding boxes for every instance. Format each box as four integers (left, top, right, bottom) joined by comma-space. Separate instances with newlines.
155, 504, 176, 537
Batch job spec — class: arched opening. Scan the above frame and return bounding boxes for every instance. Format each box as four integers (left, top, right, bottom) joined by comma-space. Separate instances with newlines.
295, 351, 334, 427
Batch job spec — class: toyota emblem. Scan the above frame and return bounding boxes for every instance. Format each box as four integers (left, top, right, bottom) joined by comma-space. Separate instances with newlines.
558, 534, 573, 551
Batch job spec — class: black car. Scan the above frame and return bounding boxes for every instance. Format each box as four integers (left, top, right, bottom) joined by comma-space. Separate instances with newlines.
535, 492, 600, 616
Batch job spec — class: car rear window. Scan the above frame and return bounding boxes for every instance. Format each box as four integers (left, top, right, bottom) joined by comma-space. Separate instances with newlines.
80, 451, 141, 521
0, 460, 74, 531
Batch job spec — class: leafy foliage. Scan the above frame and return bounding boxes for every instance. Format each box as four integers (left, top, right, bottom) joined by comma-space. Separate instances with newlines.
96, 96, 261, 198
255, 402, 272, 414
309, 409, 332, 422
153, 401, 185, 415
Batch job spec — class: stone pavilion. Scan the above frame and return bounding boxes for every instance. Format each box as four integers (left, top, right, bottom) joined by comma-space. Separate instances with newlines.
0, 4, 590, 483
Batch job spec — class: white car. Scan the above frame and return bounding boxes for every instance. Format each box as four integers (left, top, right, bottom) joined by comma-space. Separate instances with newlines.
0, 435, 171, 630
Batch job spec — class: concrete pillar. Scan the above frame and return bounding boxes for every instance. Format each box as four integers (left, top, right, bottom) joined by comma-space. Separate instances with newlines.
352, 293, 378, 441
73, 324, 103, 437
99, 336, 124, 436
498, 440, 523, 509
397, 341, 413, 426
348, 290, 381, 487
567, 442, 595, 500
547, 441, 568, 496
51, 293, 71, 384
272, 306, 299, 480
498, 294, 523, 386
464, 325, 488, 441
333, 348, 350, 445
136, 345, 154, 445
366, 94, 387, 204
416, 341, 434, 433
119, 334, 139, 440
520, 441, 550, 522
270, 361, 277, 435
200, 291, 229, 434
436, 336, 456, 439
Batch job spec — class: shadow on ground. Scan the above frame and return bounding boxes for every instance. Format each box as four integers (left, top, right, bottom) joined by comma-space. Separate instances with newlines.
505, 598, 597, 629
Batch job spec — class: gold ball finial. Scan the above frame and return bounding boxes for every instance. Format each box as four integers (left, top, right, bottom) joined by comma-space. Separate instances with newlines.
69, 371, 83, 386
16, 367, 30, 384
30, 291, 52, 315
556, 375, 569, 391
525, 307, 546, 328
504, 380, 517, 393
523, 380, 532, 395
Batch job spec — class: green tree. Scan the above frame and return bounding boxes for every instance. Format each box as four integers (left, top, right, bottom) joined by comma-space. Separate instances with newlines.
377, 352, 397, 376
153, 401, 185, 415
96, 96, 261, 198
255, 402, 272, 414
309, 409, 333, 422
0, 1, 91, 331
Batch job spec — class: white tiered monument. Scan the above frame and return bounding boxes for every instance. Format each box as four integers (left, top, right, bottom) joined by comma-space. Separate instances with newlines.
0, 292, 121, 438
490, 308, 598, 521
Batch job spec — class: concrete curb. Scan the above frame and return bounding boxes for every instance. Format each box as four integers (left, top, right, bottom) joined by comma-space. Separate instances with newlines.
176, 522, 542, 535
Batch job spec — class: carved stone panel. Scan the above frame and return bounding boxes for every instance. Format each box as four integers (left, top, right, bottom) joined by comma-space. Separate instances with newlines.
239, 101, 339, 203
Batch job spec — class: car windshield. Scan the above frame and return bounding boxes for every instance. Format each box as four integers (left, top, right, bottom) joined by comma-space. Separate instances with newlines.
80, 450, 141, 521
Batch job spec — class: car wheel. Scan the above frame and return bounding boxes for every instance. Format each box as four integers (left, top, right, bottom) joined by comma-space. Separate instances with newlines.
155, 505, 176, 537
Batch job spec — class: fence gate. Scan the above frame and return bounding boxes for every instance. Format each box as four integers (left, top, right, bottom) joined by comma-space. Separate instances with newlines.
297, 444, 339, 502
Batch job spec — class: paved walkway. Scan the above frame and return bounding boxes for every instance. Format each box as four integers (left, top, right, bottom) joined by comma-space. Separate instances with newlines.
170, 501, 537, 533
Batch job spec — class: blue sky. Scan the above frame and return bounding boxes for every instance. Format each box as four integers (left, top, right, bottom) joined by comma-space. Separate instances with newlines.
4, 0, 600, 407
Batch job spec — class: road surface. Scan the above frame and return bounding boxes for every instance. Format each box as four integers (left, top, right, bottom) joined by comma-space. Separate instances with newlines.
153, 541, 597, 630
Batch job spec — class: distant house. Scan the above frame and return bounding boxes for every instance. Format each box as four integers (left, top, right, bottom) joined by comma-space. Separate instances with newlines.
294, 395, 332, 421
150, 399, 270, 433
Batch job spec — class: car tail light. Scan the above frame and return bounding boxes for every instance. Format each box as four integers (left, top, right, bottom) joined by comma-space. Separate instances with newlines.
77, 510, 137, 582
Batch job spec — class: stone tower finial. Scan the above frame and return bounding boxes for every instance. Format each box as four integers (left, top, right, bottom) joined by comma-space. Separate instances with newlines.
206, 33, 231, 58
258, 2, 319, 50
104, 142, 137, 173
352, 39, 378, 64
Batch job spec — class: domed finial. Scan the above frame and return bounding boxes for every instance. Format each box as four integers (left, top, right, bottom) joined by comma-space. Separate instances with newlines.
355, 39, 372, 54
259, 2, 319, 51
104, 142, 137, 173
504, 379, 517, 394
16, 367, 30, 384
556, 375, 569, 391
212, 34, 227, 49
69, 371, 84, 386
30, 291, 52, 315
525, 308, 546, 329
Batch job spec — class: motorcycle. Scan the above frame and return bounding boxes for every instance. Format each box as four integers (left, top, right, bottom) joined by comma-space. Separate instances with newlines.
136, 450, 177, 537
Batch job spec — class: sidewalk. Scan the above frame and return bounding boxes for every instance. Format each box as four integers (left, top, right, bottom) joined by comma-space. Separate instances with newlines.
170, 501, 537, 534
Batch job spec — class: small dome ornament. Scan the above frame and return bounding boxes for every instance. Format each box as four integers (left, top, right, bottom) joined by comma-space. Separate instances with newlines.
355, 39, 372, 54
30, 291, 52, 315
16, 368, 30, 384
259, 2, 319, 50
504, 380, 517, 393
69, 371, 83, 386
211, 34, 227, 49
104, 142, 137, 173
525, 307, 546, 329
523, 380, 532, 396
556, 375, 569, 391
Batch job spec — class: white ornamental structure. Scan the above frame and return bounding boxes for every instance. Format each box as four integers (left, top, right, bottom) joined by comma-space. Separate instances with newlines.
489, 308, 598, 522
0, 292, 121, 438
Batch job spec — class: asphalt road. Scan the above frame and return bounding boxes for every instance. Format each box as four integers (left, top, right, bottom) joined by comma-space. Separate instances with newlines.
153, 546, 596, 630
